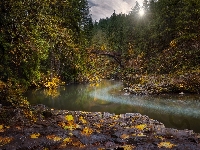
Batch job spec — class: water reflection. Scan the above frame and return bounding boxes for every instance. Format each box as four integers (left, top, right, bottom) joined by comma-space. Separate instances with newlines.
26, 80, 200, 133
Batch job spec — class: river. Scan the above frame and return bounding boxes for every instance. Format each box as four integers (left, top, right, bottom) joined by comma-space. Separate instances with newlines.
26, 80, 200, 133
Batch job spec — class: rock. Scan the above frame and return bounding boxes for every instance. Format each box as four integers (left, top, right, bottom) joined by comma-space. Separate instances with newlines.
1, 107, 200, 150
43, 111, 53, 118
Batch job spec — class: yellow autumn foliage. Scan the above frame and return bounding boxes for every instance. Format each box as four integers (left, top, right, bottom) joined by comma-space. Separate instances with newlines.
81, 127, 93, 136
65, 115, 74, 122
0, 136, 13, 146
155, 135, 165, 141
122, 145, 136, 150
30, 133, 40, 139
0, 125, 4, 132
63, 137, 72, 143
170, 40, 176, 47
158, 141, 176, 148
64, 124, 76, 131
58, 121, 77, 131
135, 124, 147, 130
94, 123, 101, 129
120, 134, 129, 139
79, 116, 87, 124
43, 88, 60, 98
43, 77, 63, 89
46, 135, 62, 141
111, 115, 119, 120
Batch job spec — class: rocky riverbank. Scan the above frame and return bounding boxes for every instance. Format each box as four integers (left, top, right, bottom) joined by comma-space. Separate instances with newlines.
0, 105, 200, 150
123, 72, 200, 95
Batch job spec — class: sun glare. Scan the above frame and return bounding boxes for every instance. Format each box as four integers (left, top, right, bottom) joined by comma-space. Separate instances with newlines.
139, 9, 145, 16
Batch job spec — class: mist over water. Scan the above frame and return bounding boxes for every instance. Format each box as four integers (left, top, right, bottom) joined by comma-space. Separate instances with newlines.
26, 80, 200, 133
90, 83, 200, 119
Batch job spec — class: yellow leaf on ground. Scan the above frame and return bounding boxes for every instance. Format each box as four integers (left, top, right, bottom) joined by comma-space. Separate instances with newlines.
94, 123, 101, 129
0, 125, 4, 132
81, 127, 93, 136
109, 122, 116, 127
58, 122, 66, 128
158, 141, 176, 148
138, 133, 146, 137
79, 116, 87, 124
0, 125, 3, 129
155, 135, 165, 141
112, 115, 119, 120
122, 145, 136, 150
120, 134, 129, 139
63, 137, 72, 143
135, 124, 147, 130
53, 136, 62, 141
30, 133, 40, 139
65, 115, 74, 122
46, 135, 62, 141
68, 132, 73, 136
64, 123, 76, 130
0, 136, 13, 146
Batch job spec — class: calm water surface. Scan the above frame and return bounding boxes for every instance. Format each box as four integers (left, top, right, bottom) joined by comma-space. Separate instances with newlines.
26, 80, 200, 133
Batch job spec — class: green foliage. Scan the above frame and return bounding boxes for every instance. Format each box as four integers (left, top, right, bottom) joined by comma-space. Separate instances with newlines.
0, 0, 93, 86
1, 0, 200, 95
91, 0, 200, 73
89, 0, 200, 93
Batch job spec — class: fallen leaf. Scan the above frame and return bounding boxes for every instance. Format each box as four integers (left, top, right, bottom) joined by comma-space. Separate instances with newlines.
155, 135, 165, 141
137, 133, 146, 137
59, 121, 77, 131
157, 141, 176, 148
120, 134, 129, 139
79, 116, 87, 124
94, 123, 101, 129
132, 133, 136, 136
64, 123, 76, 130
63, 137, 72, 143
46, 135, 62, 141
0, 125, 4, 132
81, 127, 93, 136
30, 133, 40, 139
58, 121, 66, 127
109, 122, 116, 127
122, 145, 135, 150
68, 132, 73, 136
112, 115, 119, 120
135, 124, 147, 130
65, 115, 74, 122
53, 136, 62, 141
0, 136, 13, 146
75, 124, 81, 129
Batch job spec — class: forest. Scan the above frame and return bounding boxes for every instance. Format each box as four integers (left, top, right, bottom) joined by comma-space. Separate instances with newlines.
0, 0, 200, 149
0, 0, 200, 107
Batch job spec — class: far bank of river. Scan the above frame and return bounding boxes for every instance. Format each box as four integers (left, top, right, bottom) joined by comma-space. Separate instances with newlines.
26, 80, 200, 133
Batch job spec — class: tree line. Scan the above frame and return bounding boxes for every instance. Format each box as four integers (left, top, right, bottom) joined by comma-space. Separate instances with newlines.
0, 0, 95, 88
92, 0, 200, 75
90, 0, 200, 94
1, 0, 200, 92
